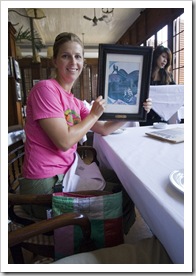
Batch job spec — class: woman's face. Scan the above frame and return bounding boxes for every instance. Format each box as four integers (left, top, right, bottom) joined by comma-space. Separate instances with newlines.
156, 52, 168, 69
53, 41, 84, 83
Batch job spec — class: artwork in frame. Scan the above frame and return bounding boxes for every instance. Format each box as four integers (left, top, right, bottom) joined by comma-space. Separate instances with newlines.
15, 81, 22, 101
97, 44, 153, 121
8, 57, 14, 77
13, 58, 21, 80
8, 57, 12, 76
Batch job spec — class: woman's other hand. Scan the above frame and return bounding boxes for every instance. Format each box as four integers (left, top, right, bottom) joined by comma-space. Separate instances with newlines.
143, 98, 152, 113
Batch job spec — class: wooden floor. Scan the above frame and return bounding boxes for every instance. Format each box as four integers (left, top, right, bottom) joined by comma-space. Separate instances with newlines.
124, 208, 153, 243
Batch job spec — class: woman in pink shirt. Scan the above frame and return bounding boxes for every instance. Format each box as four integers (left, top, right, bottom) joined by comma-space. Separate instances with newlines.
20, 32, 152, 234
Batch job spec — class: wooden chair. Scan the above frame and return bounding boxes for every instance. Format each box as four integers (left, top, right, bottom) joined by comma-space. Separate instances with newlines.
8, 130, 100, 224
8, 130, 101, 263
8, 129, 25, 193
77, 144, 99, 166
9, 203, 92, 264
8, 205, 172, 265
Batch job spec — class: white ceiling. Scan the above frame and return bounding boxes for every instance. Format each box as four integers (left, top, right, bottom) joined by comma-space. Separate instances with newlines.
8, 8, 143, 58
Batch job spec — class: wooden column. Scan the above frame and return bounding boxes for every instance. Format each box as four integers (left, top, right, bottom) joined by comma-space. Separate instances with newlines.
8, 22, 17, 57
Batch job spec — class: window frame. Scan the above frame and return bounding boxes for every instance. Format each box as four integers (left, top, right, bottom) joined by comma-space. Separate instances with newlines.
141, 13, 184, 85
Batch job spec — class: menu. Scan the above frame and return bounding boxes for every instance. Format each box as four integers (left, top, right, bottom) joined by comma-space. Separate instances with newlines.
145, 127, 184, 143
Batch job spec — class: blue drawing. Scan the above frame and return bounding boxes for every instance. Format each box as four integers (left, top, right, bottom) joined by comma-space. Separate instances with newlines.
107, 61, 139, 105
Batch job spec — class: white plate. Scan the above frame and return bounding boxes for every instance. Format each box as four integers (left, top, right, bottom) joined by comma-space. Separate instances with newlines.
153, 122, 168, 129
169, 169, 184, 193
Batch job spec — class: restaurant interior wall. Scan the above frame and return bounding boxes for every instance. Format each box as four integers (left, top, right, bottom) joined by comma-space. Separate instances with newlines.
8, 8, 184, 128
116, 8, 184, 85
116, 8, 184, 46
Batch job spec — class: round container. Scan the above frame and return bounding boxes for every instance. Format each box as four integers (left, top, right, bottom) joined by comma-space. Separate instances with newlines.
153, 122, 168, 129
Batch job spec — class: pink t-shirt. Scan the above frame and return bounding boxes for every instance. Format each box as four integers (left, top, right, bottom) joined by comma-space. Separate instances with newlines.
23, 79, 90, 179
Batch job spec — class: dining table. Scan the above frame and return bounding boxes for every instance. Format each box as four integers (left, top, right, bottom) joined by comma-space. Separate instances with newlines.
93, 124, 184, 264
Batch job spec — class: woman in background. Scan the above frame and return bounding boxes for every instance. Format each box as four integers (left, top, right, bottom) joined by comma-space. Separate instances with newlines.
140, 45, 175, 126
151, 45, 175, 85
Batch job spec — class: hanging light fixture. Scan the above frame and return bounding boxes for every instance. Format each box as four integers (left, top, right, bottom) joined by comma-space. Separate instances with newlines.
26, 9, 45, 63
26, 8, 46, 19
9, 9, 46, 63
83, 8, 114, 26
102, 8, 114, 23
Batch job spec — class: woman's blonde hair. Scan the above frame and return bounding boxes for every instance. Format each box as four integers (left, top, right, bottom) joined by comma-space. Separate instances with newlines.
53, 32, 83, 58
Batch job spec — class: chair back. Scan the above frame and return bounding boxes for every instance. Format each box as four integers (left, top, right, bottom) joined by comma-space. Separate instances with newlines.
7, 132, 102, 263
8, 130, 25, 193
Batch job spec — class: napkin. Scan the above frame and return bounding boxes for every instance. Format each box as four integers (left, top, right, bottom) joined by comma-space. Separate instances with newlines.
149, 85, 184, 121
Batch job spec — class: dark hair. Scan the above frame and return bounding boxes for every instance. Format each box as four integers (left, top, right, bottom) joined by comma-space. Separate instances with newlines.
53, 32, 83, 58
152, 45, 172, 70
152, 45, 173, 84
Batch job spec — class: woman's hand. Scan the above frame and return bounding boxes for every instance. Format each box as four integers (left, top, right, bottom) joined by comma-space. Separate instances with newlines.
90, 96, 106, 119
143, 98, 152, 113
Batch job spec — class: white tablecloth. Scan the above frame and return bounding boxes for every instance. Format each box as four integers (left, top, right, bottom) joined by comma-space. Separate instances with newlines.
93, 125, 184, 264
149, 85, 184, 122
8, 129, 25, 146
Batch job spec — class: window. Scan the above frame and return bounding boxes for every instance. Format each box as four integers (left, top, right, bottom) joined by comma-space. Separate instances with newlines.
144, 13, 184, 84
146, 35, 155, 48
157, 25, 168, 47
145, 25, 168, 49
173, 13, 184, 84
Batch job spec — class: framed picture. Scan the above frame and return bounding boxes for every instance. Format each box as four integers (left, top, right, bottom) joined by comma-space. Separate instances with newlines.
15, 81, 22, 101
97, 44, 153, 121
8, 57, 14, 77
13, 58, 21, 80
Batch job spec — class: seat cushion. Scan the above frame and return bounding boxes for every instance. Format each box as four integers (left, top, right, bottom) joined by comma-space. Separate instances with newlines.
10, 211, 54, 246
53, 237, 172, 264
13, 205, 41, 221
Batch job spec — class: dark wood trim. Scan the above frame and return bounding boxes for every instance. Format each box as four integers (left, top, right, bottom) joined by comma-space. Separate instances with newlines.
116, 8, 184, 46
8, 22, 17, 57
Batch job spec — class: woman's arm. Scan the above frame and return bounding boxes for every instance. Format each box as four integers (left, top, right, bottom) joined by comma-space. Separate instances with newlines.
39, 96, 106, 151
91, 98, 152, 136
39, 97, 152, 149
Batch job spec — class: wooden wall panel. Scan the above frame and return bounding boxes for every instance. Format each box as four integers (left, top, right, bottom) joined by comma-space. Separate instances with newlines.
116, 8, 184, 46
8, 22, 16, 58
136, 16, 146, 44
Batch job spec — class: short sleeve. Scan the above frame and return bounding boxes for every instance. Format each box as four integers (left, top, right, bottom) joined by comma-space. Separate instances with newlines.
29, 81, 65, 121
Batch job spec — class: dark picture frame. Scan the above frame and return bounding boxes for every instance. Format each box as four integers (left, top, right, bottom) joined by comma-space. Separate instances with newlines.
13, 58, 21, 80
15, 81, 22, 101
97, 44, 153, 121
8, 57, 14, 77
8, 58, 11, 76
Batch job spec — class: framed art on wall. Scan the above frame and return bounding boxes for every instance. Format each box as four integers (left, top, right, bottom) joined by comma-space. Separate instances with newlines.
8, 57, 14, 77
15, 81, 22, 101
97, 44, 153, 121
8, 57, 12, 76
13, 58, 21, 80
